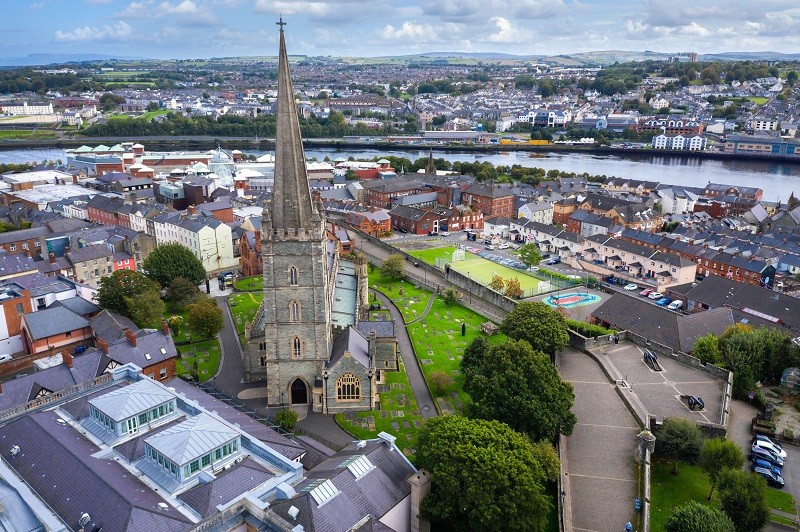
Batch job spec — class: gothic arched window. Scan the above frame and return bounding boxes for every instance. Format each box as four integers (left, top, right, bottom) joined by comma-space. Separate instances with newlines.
290, 301, 301, 321
336, 373, 361, 401
289, 266, 298, 286
292, 337, 302, 359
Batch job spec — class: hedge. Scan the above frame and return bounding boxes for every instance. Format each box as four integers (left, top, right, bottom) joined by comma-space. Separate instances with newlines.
566, 319, 616, 338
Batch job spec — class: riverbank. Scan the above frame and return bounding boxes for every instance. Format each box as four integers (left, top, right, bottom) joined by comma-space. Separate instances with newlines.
2, 136, 800, 166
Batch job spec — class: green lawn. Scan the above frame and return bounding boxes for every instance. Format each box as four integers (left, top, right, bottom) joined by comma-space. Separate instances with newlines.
228, 292, 264, 340
0, 129, 57, 139
234, 276, 262, 291
335, 361, 423, 459
408, 246, 546, 295
748, 96, 769, 105
176, 340, 221, 382
650, 459, 796, 531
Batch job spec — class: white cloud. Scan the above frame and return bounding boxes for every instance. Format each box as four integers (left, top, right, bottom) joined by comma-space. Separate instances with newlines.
676, 22, 710, 37
55, 21, 133, 42
486, 17, 531, 44
117, 0, 217, 25
254, 0, 376, 23
382, 21, 438, 41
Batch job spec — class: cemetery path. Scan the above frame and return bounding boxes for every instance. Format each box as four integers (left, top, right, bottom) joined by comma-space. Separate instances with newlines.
406, 293, 437, 325
373, 290, 438, 418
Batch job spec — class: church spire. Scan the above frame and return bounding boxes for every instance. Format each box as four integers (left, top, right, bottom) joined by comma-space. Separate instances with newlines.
271, 18, 317, 231
425, 147, 437, 175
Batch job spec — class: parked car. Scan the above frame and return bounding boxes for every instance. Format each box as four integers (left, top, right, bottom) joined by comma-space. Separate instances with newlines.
485, 245, 495, 250
0, 354, 12, 364
624, 283, 638, 291
428, 231, 439, 236
655, 297, 671, 306
640, 288, 654, 297
541, 253, 551, 259
648, 292, 664, 300
594, 259, 605, 265
753, 458, 782, 476
667, 300, 684, 311
750, 446, 784, 467
546, 257, 561, 265
530, 266, 540, 272
752, 439, 787, 460
753, 435, 783, 454
440, 231, 450, 237
498, 243, 510, 250
752, 465, 785, 488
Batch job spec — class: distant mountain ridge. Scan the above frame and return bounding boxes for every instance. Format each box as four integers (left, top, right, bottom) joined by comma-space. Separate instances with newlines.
0, 53, 145, 67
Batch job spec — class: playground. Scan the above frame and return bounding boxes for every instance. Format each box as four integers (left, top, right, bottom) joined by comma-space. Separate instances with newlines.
544, 291, 601, 308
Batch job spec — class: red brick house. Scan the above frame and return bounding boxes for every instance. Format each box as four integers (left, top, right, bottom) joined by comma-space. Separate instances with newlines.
347, 209, 392, 237
462, 184, 515, 219
21, 306, 93, 356
388, 205, 441, 235
239, 230, 262, 277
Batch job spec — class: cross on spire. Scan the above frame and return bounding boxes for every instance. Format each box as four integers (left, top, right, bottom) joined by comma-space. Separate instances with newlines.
276, 17, 286, 31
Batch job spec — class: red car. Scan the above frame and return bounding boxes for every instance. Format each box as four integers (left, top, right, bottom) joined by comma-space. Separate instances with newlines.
640, 288, 654, 297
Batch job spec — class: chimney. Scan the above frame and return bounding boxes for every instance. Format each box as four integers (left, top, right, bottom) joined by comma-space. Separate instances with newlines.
97, 337, 109, 354
369, 330, 377, 360
49, 252, 57, 264
187, 204, 196, 215
63, 352, 73, 368
24, 249, 31, 258
124, 327, 137, 347
409, 469, 431, 532
161, 318, 170, 336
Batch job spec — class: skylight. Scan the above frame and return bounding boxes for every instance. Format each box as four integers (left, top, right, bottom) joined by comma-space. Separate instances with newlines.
144, 353, 152, 360
306, 479, 340, 506
340, 455, 375, 480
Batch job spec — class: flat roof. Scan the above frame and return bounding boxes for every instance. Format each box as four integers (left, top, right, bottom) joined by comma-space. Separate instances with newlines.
3, 184, 98, 206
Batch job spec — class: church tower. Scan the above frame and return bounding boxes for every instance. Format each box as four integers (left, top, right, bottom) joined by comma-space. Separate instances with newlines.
246, 19, 331, 407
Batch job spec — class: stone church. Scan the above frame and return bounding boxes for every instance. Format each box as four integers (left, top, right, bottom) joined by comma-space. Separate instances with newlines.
243, 21, 396, 414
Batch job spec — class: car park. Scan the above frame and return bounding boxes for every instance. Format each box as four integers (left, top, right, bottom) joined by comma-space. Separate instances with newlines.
624, 283, 638, 291
752, 465, 785, 488
640, 288, 654, 297
667, 300, 684, 311
655, 297, 671, 306
753, 439, 787, 460
750, 446, 784, 467
648, 292, 664, 300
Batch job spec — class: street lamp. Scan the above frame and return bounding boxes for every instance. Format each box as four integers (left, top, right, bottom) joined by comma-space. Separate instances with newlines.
280, 391, 285, 406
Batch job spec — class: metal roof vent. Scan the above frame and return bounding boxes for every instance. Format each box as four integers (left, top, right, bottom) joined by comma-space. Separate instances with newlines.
79, 512, 91, 527
288, 506, 299, 520
10, 446, 20, 457
356, 440, 367, 449
157, 503, 169, 511
57, 419, 67, 426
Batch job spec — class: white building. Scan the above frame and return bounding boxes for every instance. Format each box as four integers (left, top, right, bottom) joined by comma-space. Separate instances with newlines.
518, 201, 554, 225
0, 101, 54, 115
749, 118, 779, 131
650, 98, 670, 110
652, 134, 706, 151
156, 214, 236, 273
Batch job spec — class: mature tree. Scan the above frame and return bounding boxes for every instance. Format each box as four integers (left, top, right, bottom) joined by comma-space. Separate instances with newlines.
428, 370, 454, 396
186, 299, 224, 340
500, 301, 570, 355
488, 274, 505, 292
693, 334, 721, 365
380, 253, 405, 280
505, 277, 523, 298
96, 270, 160, 315
125, 290, 165, 329
720, 329, 764, 398
461, 336, 489, 377
656, 418, 703, 474
143, 243, 206, 287
167, 276, 202, 309
519, 243, 542, 269
275, 408, 298, 431
441, 288, 459, 305
464, 339, 576, 441
530, 441, 560, 482
415, 416, 552, 531
665, 502, 735, 532
717, 469, 768, 532
701, 438, 744, 501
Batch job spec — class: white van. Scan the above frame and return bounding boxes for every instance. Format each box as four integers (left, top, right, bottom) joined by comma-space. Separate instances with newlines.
0, 354, 13, 364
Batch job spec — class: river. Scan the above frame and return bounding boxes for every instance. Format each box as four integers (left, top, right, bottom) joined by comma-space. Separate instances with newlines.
3, 146, 800, 202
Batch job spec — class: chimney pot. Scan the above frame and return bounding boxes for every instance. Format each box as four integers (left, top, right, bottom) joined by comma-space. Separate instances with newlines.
161, 318, 170, 336
124, 327, 137, 347
49, 252, 57, 264
97, 337, 109, 354
63, 352, 73, 368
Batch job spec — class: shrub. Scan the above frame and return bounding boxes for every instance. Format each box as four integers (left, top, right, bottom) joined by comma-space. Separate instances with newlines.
566, 319, 615, 338
429, 370, 454, 396
275, 408, 298, 431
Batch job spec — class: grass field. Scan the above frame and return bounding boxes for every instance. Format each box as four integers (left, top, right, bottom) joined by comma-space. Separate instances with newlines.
234, 276, 262, 291
176, 340, 221, 382
650, 459, 796, 531
228, 292, 263, 342
408, 246, 546, 294
748, 96, 770, 105
0, 129, 57, 139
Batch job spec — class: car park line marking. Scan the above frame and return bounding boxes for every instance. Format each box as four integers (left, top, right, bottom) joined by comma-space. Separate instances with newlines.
574, 528, 602, 532
576, 422, 640, 429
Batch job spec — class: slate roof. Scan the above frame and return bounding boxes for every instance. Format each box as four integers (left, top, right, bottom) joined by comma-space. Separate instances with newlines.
0, 253, 38, 276
177, 457, 274, 518
49, 296, 101, 316
0, 226, 50, 245
270, 438, 415, 532
90, 309, 139, 343
355, 321, 395, 338
329, 327, 370, 368
387, 204, 427, 222
66, 243, 112, 264
0, 411, 193, 532
23, 306, 89, 340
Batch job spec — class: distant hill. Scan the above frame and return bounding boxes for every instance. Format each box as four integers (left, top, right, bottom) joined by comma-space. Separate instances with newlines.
0, 53, 145, 67
700, 51, 800, 61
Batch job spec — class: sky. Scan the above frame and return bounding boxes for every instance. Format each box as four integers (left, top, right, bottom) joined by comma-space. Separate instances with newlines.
4, 0, 800, 60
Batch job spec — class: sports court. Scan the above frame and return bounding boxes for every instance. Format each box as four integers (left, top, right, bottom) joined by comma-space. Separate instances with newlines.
448, 255, 545, 292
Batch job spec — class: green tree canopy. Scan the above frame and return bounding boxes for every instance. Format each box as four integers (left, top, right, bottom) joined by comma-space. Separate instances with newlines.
167, 276, 203, 309
700, 438, 744, 501
186, 298, 224, 341
463, 339, 576, 441
96, 270, 161, 316
518, 243, 542, 269
415, 416, 553, 531
665, 501, 735, 532
380, 253, 405, 280
693, 334, 721, 365
125, 290, 165, 329
143, 243, 206, 287
656, 418, 704, 474
717, 469, 768, 532
499, 301, 570, 355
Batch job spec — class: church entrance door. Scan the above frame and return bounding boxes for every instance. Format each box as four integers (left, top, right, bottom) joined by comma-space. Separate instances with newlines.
290, 378, 308, 404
